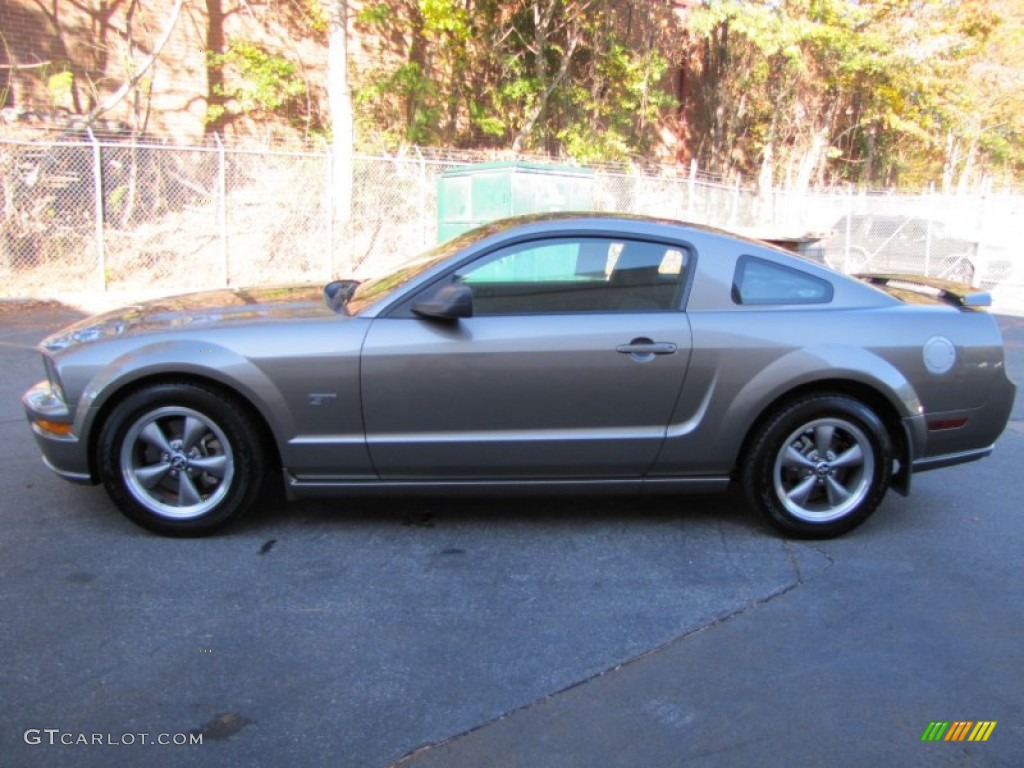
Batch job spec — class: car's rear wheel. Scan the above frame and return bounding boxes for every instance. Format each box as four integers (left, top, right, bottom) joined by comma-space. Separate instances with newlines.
744, 394, 892, 538
97, 382, 265, 536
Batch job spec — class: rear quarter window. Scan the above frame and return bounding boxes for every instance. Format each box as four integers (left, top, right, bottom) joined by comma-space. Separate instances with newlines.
732, 255, 833, 305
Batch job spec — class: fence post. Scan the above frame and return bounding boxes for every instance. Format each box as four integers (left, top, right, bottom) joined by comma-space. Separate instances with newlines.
845, 185, 854, 267
925, 184, 935, 277
86, 128, 106, 291
976, 178, 990, 287
632, 167, 643, 214
414, 145, 428, 247
214, 134, 228, 286
688, 160, 697, 220
729, 173, 741, 228
326, 149, 335, 279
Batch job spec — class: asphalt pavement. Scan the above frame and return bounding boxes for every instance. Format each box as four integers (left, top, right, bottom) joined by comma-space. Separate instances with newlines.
1, 303, 1022, 767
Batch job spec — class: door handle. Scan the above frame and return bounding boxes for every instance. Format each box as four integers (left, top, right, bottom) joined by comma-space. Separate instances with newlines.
616, 338, 678, 361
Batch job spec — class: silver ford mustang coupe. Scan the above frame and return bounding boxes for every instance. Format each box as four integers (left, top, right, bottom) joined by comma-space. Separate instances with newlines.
23, 213, 1015, 538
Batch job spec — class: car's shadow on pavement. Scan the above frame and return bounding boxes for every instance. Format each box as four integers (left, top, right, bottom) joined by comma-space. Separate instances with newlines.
241, 480, 765, 538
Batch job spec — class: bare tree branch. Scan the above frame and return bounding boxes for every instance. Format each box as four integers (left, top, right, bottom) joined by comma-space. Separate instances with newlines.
512, 32, 581, 152
83, 0, 188, 126
0, 61, 54, 70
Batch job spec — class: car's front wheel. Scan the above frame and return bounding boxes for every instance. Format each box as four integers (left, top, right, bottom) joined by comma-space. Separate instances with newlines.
97, 381, 265, 536
744, 394, 892, 538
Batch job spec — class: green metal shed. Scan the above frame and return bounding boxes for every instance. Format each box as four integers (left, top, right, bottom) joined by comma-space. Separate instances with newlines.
437, 161, 594, 242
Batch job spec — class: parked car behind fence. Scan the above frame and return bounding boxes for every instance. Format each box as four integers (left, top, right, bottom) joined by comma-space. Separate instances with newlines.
819, 214, 1014, 286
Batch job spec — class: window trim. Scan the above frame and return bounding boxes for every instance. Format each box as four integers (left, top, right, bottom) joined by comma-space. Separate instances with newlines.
393, 235, 696, 317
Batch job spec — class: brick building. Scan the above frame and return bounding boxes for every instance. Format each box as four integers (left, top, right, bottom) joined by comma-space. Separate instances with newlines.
0, 0, 333, 143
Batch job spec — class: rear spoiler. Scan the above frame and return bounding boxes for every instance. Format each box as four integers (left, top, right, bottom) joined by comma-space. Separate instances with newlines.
856, 274, 991, 308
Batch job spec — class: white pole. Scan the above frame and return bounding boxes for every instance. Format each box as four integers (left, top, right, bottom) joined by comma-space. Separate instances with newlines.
86, 128, 106, 291
326, 150, 335, 278
214, 133, 228, 286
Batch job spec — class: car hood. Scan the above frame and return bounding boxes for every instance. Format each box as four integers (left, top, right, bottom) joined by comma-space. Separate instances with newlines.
42, 285, 337, 352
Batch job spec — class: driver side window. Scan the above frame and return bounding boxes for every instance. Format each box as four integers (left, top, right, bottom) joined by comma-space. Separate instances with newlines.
455, 237, 689, 315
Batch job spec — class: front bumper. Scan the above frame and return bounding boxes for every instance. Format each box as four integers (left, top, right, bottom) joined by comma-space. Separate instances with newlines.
23, 380, 95, 484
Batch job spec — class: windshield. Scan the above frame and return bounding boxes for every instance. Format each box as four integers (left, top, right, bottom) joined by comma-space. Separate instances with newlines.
344, 222, 508, 314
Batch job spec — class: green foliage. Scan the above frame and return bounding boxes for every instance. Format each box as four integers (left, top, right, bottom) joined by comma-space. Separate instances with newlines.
108, 184, 127, 209
356, 2, 392, 28
318, 0, 1024, 185
680, 0, 1024, 187
420, 0, 470, 37
355, 60, 443, 146
350, 0, 677, 161
46, 71, 74, 109
469, 101, 505, 138
203, 104, 226, 126
303, 0, 332, 33
555, 44, 674, 162
207, 41, 306, 117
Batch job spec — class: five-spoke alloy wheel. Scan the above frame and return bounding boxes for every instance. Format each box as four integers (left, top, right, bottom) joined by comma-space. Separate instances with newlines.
745, 394, 892, 538
98, 382, 265, 536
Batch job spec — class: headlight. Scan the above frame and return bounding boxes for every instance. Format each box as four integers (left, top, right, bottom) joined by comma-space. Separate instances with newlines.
42, 325, 102, 352
43, 355, 67, 403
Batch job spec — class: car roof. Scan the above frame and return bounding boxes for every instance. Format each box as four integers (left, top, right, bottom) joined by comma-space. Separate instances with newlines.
471, 211, 792, 254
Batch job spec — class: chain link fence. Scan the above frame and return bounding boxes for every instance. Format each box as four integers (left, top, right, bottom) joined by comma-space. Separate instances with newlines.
2, 136, 1022, 298
808, 192, 1019, 286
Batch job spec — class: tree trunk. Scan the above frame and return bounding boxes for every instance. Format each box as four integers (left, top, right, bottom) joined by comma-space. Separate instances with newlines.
512, 32, 578, 153
512, 0, 572, 153
203, 0, 228, 136
327, 0, 353, 262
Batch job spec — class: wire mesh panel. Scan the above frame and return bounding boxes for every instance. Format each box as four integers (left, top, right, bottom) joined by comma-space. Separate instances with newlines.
223, 149, 330, 287
103, 144, 221, 291
339, 155, 436, 279
0, 140, 100, 292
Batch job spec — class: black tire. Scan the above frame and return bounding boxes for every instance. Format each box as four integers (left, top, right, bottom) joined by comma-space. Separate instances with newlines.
743, 394, 892, 539
97, 381, 265, 536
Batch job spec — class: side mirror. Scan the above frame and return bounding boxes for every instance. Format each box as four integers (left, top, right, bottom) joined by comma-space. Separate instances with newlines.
412, 283, 473, 321
323, 279, 360, 312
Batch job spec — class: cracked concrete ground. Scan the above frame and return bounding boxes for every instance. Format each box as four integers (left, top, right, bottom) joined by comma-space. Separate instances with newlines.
392, 426, 1024, 766
1, 306, 1021, 767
